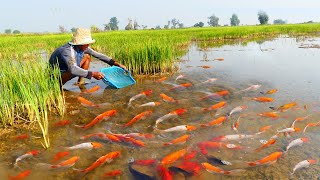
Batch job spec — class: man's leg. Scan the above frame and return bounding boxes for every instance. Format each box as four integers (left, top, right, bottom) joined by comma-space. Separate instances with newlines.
61, 71, 73, 85
77, 54, 91, 85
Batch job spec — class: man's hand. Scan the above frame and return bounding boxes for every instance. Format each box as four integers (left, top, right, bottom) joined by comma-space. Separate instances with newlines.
92, 72, 104, 80
118, 64, 127, 70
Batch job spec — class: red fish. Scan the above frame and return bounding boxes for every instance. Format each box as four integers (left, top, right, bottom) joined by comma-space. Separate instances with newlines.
214, 58, 224, 61
54, 120, 71, 127
184, 150, 197, 160
52, 151, 70, 163
156, 77, 167, 82
133, 159, 157, 166
9, 169, 31, 180
74, 151, 120, 173
198, 65, 211, 68
247, 151, 283, 166
77, 96, 99, 107
102, 169, 122, 177
80, 85, 100, 94
157, 164, 173, 180
13, 134, 29, 140
75, 110, 116, 129
124, 110, 153, 127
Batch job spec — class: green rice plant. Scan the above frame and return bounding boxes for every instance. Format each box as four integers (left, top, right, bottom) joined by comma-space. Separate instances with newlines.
0, 58, 64, 149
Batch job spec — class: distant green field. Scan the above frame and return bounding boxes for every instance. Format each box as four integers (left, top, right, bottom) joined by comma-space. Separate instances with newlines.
0, 24, 319, 74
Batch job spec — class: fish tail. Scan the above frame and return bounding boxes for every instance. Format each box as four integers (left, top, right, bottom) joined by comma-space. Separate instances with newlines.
74, 125, 86, 128
73, 168, 86, 173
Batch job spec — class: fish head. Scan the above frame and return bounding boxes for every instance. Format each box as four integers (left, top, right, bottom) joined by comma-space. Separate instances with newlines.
294, 127, 301, 132
301, 137, 309, 142
186, 125, 196, 131
107, 110, 117, 116
182, 83, 193, 87
91, 142, 103, 148
174, 108, 187, 115
240, 105, 248, 110
217, 91, 229, 96
211, 135, 225, 141
30, 150, 40, 156
143, 90, 152, 96
154, 102, 161, 106
308, 159, 317, 164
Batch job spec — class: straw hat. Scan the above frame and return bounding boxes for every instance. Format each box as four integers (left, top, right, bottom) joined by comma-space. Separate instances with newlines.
69, 28, 96, 45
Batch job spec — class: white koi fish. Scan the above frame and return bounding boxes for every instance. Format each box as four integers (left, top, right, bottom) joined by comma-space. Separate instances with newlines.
155, 125, 196, 133
211, 134, 256, 142
64, 142, 103, 151
175, 75, 185, 81
154, 108, 187, 128
14, 150, 40, 167
291, 159, 316, 176
128, 90, 152, 106
197, 78, 218, 85
277, 127, 300, 133
138, 102, 161, 107
236, 84, 261, 93
285, 138, 309, 152
227, 106, 248, 118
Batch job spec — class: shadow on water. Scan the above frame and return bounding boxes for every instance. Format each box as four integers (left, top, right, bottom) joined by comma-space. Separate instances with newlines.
2, 36, 320, 179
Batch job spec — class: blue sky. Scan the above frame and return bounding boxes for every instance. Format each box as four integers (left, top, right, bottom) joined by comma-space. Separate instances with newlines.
1, 0, 319, 33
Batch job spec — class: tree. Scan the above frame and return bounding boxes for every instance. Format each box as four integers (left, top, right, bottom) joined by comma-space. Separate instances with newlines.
142, 25, 147, 30
230, 14, 240, 26
273, 19, 287, 24
155, 25, 161, 30
104, 17, 119, 31
208, 14, 219, 26
194, 22, 204, 27
12, 30, 20, 34
90, 25, 101, 33
71, 27, 77, 32
59, 25, 67, 33
171, 18, 179, 29
134, 20, 140, 30
178, 23, 184, 29
164, 21, 170, 29
125, 18, 134, 30
258, 11, 269, 25
4, 29, 11, 34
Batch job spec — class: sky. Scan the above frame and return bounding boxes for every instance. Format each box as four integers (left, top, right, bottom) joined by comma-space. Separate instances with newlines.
1, 0, 319, 33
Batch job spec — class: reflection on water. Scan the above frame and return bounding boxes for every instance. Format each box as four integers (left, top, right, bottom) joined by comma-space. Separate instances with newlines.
1, 37, 320, 179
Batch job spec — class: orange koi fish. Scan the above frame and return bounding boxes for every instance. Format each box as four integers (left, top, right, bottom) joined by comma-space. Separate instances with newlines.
184, 150, 197, 160
9, 169, 31, 180
117, 136, 146, 147
198, 65, 211, 68
54, 120, 71, 127
80, 133, 121, 142
155, 108, 187, 128
202, 101, 227, 111
74, 151, 120, 173
291, 159, 316, 176
303, 121, 320, 133
52, 151, 70, 163
169, 83, 193, 91
161, 148, 188, 165
38, 156, 80, 170
80, 85, 100, 94
291, 114, 312, 127
14, 150, 40, 167
255, 125, 273, 135
77, 96, 99, 107
201, 116, 227, 127
123, 133, 154, 139
75, 109, 116, 129
202, 162, 245, 175
155, 125, 196, 133
214, 58, 224, 61
138, 102, 161, 107
160, 93, 179, 103
124, 111, 153, 127
258, 112, 279, 120
247, 151, 283, 166
251, 97, 274, 103
128, 90, 153, 106
199, 91, 229, 101
64, 142, 103, 151
231, 116, 241, 132
269, 102, 297, 112
156, 77, 167, 82
102, 169, 122, 177
198, 141, 243, 155
255, 139, 276, 152
157, 164, 173, 180
14, 134, 29, 140
170, 161, 202, 176
261, 89, 278, 95
164, 134, 191, 146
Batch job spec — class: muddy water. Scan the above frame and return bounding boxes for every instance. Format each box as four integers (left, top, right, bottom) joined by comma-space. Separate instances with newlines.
2, 36, 320, 180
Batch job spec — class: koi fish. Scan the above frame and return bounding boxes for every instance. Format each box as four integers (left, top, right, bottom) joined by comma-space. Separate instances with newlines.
291, 159, 316, 176
154, 108, 187, 128
211, 134, 255, 142
199, 91, 229, 101
164, 134, 191, 146
9, 169, 31, 180
156, 77, 167, 82
116, 136, 146, 147
123, 133, 154, 139
38, 156, 80, 170
247, 151, 283, 166
197, 78, 218, 85
227, 106, 248, 117
54, 120, 71, 127
160, 93, 179, 103
138, 102, 161, 107
161, 148, 188, 165
169, 161, 202, 176
102, 169, 122, 177
237, 84, 261, 93
231, 116, 241, 132
207, 156, 232, 166
169, 83, 193, 91
202, 101, 227, 111
198, 142, 243, 155
260, 89, 278, 94
52, 151, 70, 163
201, 116, 227, 127
128, 90, 152, 106
259, 125, 273, 133
14, 150, 40, 167
175, 75, 185, 81
303, 121, 320, 133
74, 109, 116, 129
277, 127, 300, 133
124, 110, 153, 127
202, 162, 245, 175
285, 137, 309, 152
77, 96, 99, 107
133, 159, 157, 166
214, 58, 224, 61
64, 142, 103, 151
251, 97, 274, 103
184, 150, 197, 160
291, 114, 312, 127
157, 164, 173, 180
269, 102, 297, 112
80, 133, 121, 142
258, 112, 279, 120
198, 65, 211, 68
13, 134, 29, 140
73, 151, 120, 173
155, 125, 196, 133
80, 85, 100, 94
255, 138, 276, 152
